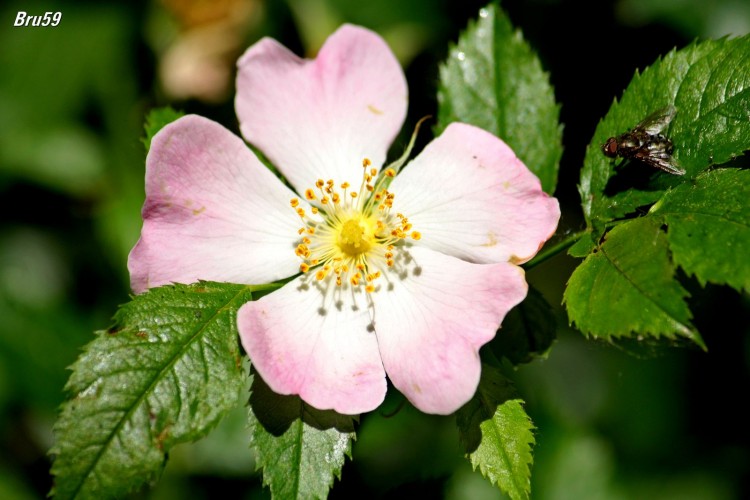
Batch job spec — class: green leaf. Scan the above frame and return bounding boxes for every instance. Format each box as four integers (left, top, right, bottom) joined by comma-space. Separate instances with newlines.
569, 36, 750, 347
436, 3, 562, 194
50, 281, 260, 499
488, 287, 556, 365
564, 217, 704, 348
651, 168, 750, 292
567, 232, 597, 258
142, 107, 185, 152
456, 364, 535, 500
248, 372, 355, 500
580, 35, 750, 230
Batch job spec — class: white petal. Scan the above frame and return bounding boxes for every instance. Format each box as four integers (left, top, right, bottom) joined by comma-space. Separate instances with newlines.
128, 115, 304, 292
371, 245, 528, 414
235, 24, 408, 192
389, 123, 560, 264
238, 275, 387, 415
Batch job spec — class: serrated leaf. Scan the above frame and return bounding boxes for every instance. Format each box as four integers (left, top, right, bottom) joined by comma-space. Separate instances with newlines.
436, 3, 562, 194
564, 217, 704, 348
248, 372, 355, 500
50, 281, 259, 499
142, 107, 185, 152
651, 168, 750, 292
580, 35, 750, 230
489, 287, 556, 365
456, 364, 534, 500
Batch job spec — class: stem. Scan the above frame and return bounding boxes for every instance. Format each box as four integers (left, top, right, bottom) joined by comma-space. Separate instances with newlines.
522, 229, 587, 270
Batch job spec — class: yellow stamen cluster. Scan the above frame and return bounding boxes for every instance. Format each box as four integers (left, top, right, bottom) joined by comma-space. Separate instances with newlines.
289, 158, 420, 293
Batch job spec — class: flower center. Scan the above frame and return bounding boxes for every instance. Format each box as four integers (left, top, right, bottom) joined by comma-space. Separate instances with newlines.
290, 159, 420, 293
338, 218, 373, 256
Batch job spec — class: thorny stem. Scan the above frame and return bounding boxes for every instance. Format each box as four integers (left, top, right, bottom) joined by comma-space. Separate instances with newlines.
522, 229, 587, 270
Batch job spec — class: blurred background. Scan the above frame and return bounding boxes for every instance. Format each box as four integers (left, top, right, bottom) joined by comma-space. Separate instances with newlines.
1, 0, 749, 498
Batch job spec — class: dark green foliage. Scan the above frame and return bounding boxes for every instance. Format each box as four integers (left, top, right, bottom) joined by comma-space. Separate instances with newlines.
437, 3, 562, 194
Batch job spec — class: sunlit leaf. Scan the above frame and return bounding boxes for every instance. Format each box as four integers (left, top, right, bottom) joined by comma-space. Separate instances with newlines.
456, 364, 534, 500
437, 3, 562, 194
248, 373, 355, 500
580, 35, 750, 230
50, 282, 261, 499
651, 168, 750, 292
564, 217, 703, 348
568, 35, 750, 346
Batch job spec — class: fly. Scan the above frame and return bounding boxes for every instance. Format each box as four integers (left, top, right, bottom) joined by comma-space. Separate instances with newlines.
602, 106, 685, 175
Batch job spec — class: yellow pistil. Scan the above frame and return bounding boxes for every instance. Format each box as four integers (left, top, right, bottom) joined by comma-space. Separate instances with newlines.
290, 158, 421, 293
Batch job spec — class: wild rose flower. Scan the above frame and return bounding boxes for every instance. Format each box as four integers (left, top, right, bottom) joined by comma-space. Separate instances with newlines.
128, 25, 560, 415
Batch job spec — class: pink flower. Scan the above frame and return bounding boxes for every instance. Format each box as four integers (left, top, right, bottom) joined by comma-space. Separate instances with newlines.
128, 25, 560, 415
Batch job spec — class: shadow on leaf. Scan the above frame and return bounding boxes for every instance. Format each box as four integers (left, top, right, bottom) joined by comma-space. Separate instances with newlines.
488, 287, 556, 365
456, 363, 518, 453
603, 159, 668, 197
249, 369, 356, 436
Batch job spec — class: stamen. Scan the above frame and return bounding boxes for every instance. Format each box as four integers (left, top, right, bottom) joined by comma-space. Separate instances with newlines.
290, 155, 419, 294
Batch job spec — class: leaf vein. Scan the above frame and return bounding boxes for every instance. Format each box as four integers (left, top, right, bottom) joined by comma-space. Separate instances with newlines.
68, 285, 251, 498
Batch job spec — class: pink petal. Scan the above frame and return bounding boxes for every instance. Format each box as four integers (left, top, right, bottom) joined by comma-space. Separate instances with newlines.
238, 277, 387, 415
235, 24, 407, 192
389, 123, 560, 264
372, 245, 527, 414
128, 115, 304, 293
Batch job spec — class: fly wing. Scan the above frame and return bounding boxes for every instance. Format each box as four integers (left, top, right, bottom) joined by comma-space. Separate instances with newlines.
651, 155, 686, 175
634, 105, 677, 135
635, 148, 686, 175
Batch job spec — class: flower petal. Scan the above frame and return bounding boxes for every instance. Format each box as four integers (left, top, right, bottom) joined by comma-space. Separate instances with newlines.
238, 276, 386, 415
235, 24, 407, 192
128, 115, 303, 293
372, 245, 527, 414
389, 123, 560, 264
